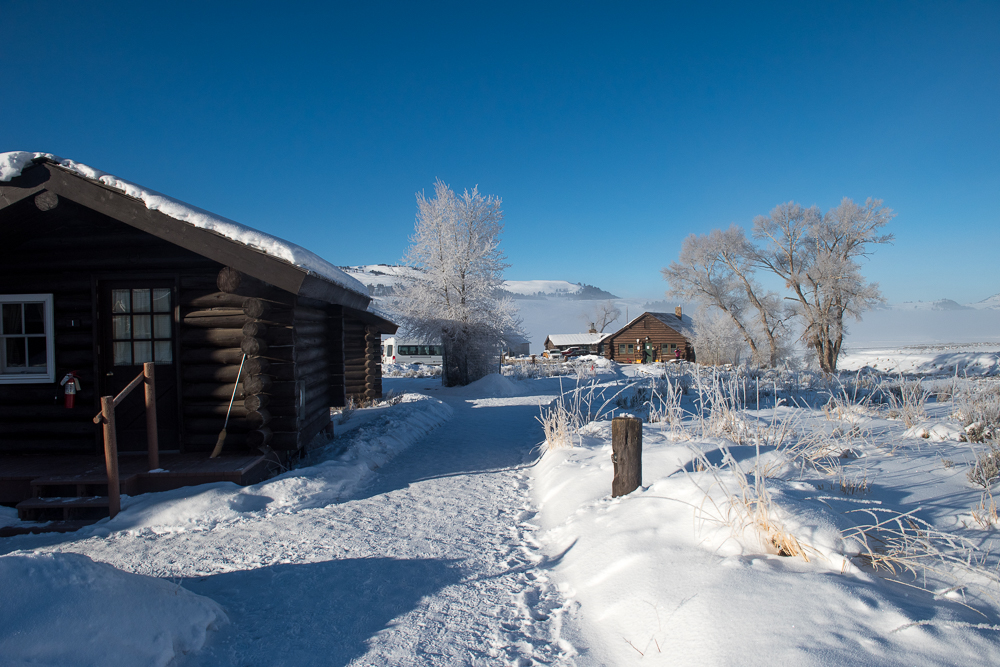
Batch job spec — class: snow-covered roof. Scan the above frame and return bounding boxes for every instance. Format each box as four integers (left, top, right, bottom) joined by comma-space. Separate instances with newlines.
0, 152, 367, 297
545, 332, 613, 347
611, 311, 695, 339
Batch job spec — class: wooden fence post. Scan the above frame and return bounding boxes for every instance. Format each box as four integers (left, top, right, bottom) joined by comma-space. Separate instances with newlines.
611, 415, 642, 497
101, 396, 121, 519
143, 362, 159, 471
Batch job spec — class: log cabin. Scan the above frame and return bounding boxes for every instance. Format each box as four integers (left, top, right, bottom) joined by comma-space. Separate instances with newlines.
542, 332, 613, 356
605, 308, 696, 364
0, 153, 396, 526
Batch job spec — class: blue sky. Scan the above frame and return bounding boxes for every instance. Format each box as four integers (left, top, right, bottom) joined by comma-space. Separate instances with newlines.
4, 1, 998, 303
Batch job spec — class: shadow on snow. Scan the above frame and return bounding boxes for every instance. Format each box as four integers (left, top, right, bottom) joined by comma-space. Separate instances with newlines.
179, 556, 462, 667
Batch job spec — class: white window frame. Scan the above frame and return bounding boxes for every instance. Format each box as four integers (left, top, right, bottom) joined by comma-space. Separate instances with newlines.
0, 294, 56, 384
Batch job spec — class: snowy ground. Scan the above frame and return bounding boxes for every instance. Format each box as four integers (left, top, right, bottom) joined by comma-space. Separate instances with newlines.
4, 354, 1000, 665
1, 380, 577, 666
531, 361, 1000, 665
840, 343, 1000, 376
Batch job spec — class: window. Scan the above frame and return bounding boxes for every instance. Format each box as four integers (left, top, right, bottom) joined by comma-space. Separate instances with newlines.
111, 288, 173, 366
0, 294, 55, 383
618, 343, 626, 355
627, 344, 634, 354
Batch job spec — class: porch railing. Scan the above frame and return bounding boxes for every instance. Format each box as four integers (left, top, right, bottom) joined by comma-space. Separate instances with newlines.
92, 362, 159, 518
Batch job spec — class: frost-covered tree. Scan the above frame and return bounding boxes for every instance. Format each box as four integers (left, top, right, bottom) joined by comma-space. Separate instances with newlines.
662, 198, 893, 372
581, 300, 622, 332
751, 198, 894, 373
690, 305, 748, 366
392, 180, 522, 386
662, 225, 788, 367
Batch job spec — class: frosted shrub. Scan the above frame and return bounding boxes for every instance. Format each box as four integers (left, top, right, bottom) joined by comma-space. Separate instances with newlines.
967, 440, 1000, 489
952, 381, 1000, 441
883, 379, 928, 427
538, 398, 582, 450
503, 359, 575, 380
648, 376, 685, 429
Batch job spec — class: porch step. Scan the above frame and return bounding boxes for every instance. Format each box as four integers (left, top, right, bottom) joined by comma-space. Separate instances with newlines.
0, 520, 97, 537
16, 496, 111, 522
30, 473, 140, 498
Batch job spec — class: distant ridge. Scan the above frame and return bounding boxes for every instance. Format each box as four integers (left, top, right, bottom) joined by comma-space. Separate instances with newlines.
340, 266, 619, 300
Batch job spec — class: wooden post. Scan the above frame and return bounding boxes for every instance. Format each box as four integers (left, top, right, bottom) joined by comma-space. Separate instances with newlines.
611, 415, 642, 497
143, 362, 159, 471
101, 396, 121, 519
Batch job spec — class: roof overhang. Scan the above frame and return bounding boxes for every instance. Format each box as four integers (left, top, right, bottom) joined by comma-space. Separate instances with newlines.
0, 159, 372, 312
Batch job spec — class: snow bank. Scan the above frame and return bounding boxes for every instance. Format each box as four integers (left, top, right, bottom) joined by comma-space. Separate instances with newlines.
532, 394, 1000, 664
0, 551, 226, 667
264, 394, 453, 510
0, 151, 366, 296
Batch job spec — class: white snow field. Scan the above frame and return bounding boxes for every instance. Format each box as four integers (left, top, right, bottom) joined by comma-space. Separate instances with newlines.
4, 355, 1000, 665
531, 361, 1000, 665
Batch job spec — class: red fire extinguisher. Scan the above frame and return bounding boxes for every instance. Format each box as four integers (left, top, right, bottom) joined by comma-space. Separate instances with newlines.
60, 371, 81, 409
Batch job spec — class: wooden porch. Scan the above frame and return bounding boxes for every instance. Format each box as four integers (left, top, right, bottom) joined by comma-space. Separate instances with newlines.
0, 452, 272, 535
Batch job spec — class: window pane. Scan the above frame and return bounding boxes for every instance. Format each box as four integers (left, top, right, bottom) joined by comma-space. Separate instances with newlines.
27, 337, 47, 368
5, 338, 26, 367
152, 288, 171, 313
2, 304, 22, 335
153, 314, 172, 339
24, 303, 45, 334
113, 315, 131, 340
112, 289, 131, 314
154, 341, 173, 364
134, 341, 152, 364
386, 345, 393, 356
132, 289, 151, 313
133, 315, 152, 339
114, 341, 132, 366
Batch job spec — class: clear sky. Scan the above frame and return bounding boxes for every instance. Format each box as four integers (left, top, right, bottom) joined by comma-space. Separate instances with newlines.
4, 1, 998, 303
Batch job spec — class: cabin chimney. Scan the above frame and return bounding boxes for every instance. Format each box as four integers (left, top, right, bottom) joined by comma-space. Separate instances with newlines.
588, 322, 597, 334
675, 306, 682, 319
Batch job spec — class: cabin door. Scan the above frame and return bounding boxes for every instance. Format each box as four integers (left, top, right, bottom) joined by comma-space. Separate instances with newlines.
99, 282, 179, 452
643, 341, 654, 363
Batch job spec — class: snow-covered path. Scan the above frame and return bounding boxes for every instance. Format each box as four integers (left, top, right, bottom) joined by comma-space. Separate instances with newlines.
4, 379, 581, 666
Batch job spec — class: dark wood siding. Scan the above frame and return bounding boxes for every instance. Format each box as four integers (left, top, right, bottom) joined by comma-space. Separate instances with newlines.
0, 198, 220, 454
607, 313, 691, 364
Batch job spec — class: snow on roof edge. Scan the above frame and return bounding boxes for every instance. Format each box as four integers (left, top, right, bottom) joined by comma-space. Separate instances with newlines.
0, 151, 368, 298
545, 333, 613, 346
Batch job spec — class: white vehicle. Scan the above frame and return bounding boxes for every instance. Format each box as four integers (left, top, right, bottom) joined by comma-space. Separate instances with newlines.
381, 337, 444, 366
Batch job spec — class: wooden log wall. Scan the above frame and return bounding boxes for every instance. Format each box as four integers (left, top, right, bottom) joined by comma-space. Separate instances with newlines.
343, 316, 383, 403
327, 305, 346, 409
0, 200, 219, 455
0, 284, 97, 453
291, 299, 333, 449
190, 267, 291, 452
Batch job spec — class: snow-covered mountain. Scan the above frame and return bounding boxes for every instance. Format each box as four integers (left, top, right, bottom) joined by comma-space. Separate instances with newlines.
893, 293, 1000, 311
971, 293, 1000, 309
340, 265, 618, 301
